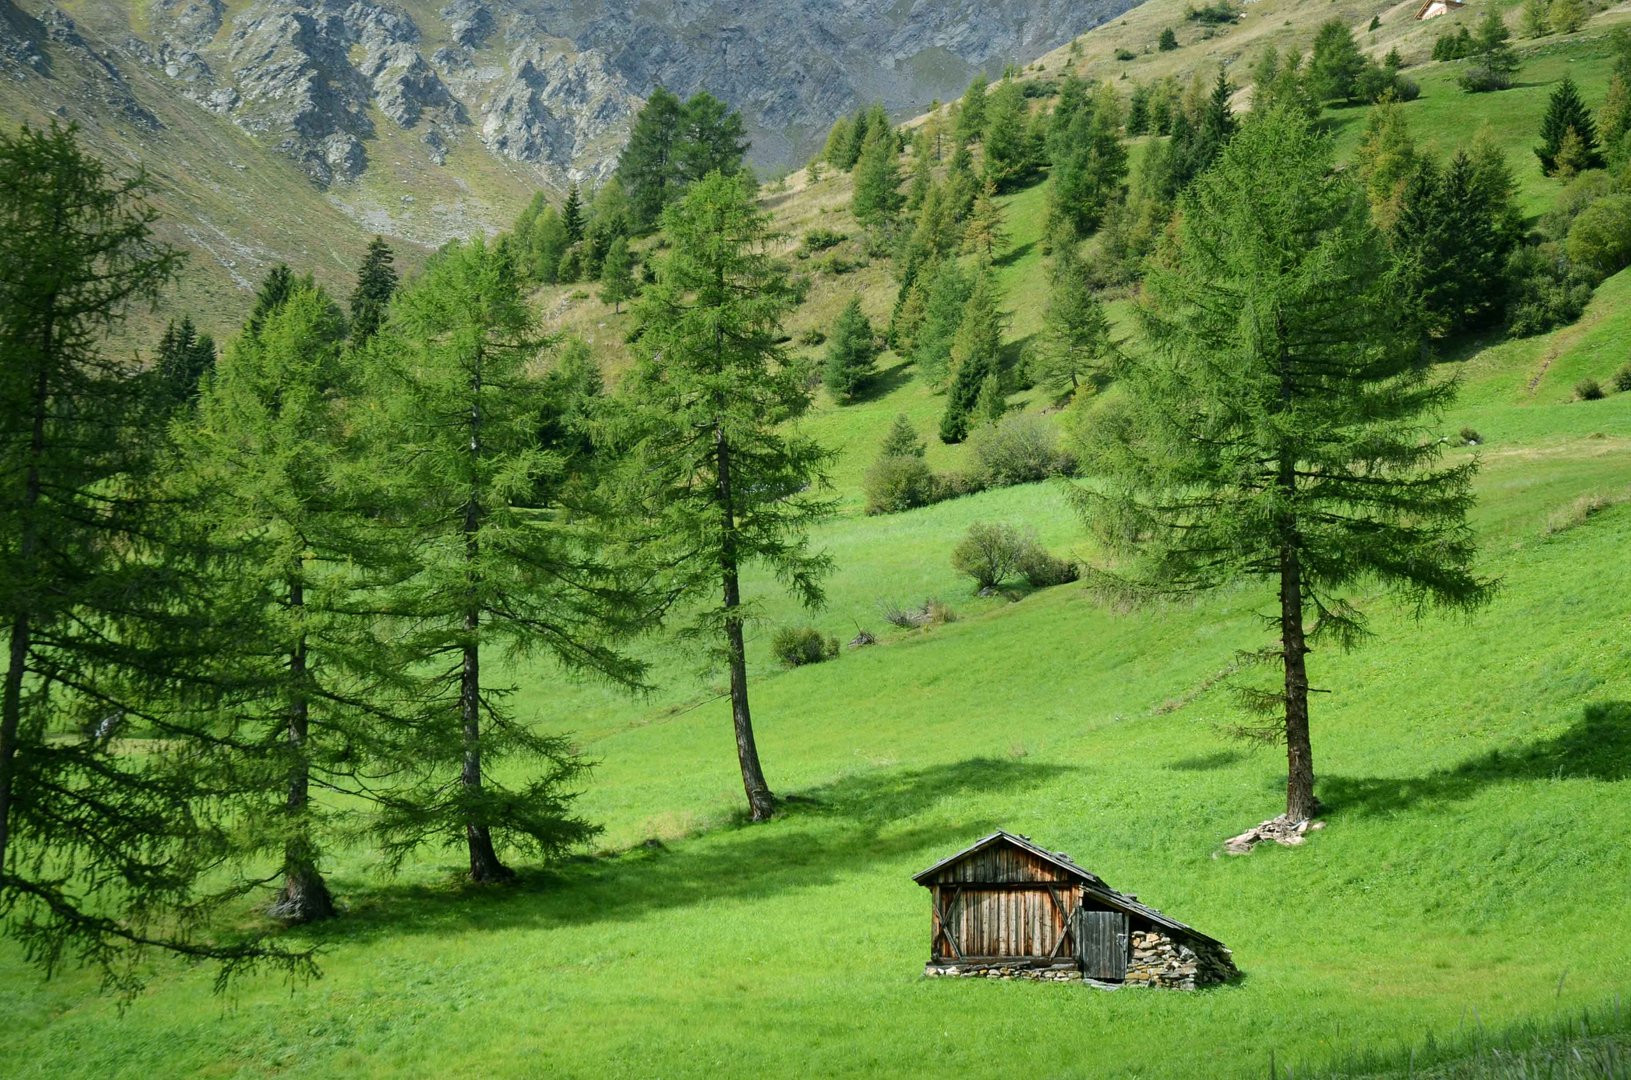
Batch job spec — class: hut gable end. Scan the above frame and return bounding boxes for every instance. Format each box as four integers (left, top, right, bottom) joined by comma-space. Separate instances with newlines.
912, 831, 1104, 887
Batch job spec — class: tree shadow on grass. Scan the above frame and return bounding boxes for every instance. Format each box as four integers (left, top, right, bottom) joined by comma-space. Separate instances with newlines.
314, 756, 1079, 945
999, 332, 1037, 374
1165, 749, 1246, 772
995, 240, 1037, 269
1321, 701, 1631, 818
856, 357, 914, 403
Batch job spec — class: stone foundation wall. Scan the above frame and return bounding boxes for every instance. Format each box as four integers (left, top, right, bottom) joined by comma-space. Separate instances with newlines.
924, 961, 1079, 982
1126, 929, 1237, 989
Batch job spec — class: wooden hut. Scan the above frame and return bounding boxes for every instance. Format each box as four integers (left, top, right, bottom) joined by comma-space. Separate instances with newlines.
913, 831, 1237, 988
1414, 0, 1466, 19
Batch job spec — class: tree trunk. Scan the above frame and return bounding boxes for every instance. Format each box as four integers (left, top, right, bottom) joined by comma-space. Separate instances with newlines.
1279, 543, 1317, 821
1275, 317, 1317, 822
267, 577, 334, 923
715, 429, 776, 822
0, 362, 50, 877
461, 348, 511, 884
462, 628, 510, 883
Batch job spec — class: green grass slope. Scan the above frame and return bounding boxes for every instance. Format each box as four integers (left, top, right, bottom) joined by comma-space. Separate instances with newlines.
5, 7, 1631, 1078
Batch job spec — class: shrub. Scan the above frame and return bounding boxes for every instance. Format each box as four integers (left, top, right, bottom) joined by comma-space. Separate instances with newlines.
1017, 545, 1080, 588
1158, 28, 1179, 51
1505, 243, 1594, 337
1186, 1, 1237, 24
797, 327, 827, 346
1458, 66, 1510, 94
1459, 426, 1483, 445
1115, 48, 1137, 61
1614, 364, 1631, 392
801, 228, 845, 254
951, 521, 1029, 590
1576, 377, 1605, 400
968, 411, 1075, 488
935, 469, 990, 500
771, 626, 838, 667
1565, 194, 1631, 283
816, 253, 861, 275
863, 453, 937, 514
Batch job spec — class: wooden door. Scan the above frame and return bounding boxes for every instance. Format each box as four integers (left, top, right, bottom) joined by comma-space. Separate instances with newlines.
1074, 909, 1129, 980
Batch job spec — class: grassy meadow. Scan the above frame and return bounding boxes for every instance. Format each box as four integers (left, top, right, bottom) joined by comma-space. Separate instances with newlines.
6, 12, 1631, 1080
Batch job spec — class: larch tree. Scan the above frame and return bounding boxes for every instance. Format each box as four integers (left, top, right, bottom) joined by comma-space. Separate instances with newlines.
1079, 108, 1493, 821
613, 172, 834, 822
178, 283, 387, 923
956, 73, 990, 144
1307, 19, 1366, 104
0, 122, 310, 987
822, 297, 878, 402
851, 121, 904, 233
361, 238, 643, 881
1047, 84, 1129, 238
962, 176, 1010, 260
348, 235, 398, 345
599, 235, 637, 313
677, 92, 750, 183
939, 268, 1005, 444
618, 88, 687, 232
1548, 0, 1585, 33
1033, 234, 1117, 400
1463, 6, 1520, 91
981, 79, 1038, 192
911, 259, 973, 387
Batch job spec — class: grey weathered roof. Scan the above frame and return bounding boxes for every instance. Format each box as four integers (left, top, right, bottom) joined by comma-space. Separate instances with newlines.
912, 830, 1223, 948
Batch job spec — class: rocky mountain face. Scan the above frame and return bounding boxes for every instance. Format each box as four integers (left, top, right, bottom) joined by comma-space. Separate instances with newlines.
9, 0, 1136, 194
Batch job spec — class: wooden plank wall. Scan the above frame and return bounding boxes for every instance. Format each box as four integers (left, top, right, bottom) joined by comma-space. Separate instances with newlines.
945, 886, 1072, 959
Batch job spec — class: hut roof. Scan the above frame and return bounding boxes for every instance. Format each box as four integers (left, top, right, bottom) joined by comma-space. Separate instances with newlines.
912, 830, 1224, 948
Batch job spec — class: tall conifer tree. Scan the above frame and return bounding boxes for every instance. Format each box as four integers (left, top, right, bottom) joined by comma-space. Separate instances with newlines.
1080, 109, 1493, 820
0, 122, 308, 985
362, 238, 639, 881
180, 284, 383, 922
349, 236, 398, 345
613, 173, 834, 822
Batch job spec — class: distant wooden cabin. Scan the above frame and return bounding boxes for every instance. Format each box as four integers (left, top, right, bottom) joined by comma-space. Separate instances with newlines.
912, 831, 1238, 988
1415, 0, 1466, 19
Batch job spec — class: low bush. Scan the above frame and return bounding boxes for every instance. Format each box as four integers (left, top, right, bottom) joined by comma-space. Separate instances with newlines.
1017, 546, 1080, 588
1460, 426, 1483, 446
951, 522, 1029, 590
1114, 47, 1137, 61
800, 228, 845, 254
1614, 364, 1631, 393
797, 327, 826, 347
951, 522, 1079, 592
1565, 194, 1631, 283
771, 626, 838, 667
1506, 243, 1594, 337
1576, 377, 1605, 401
816, 253, 862, 275
968, 412, 1075, 487
1185, 1, 1237, 24
1457, 65, 1511, 93
863, 454, 937, 515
